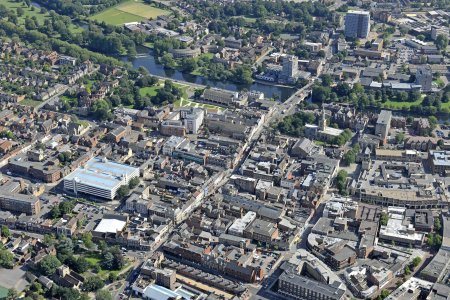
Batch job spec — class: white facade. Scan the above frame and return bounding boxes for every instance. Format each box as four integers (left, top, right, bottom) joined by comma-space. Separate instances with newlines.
63, 157, 139, 200
181, 108, 204, 134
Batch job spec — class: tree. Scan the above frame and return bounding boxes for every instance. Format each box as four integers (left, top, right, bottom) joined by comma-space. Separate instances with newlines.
116, 185, 130, 199
320, 74, 333, 87
378, 289, 390, 300
435, 34, 448, 51
59, 200, 75, 215
83, 276, 105, 292
128, 177, 140, 189
16, 7, 24, 17
232, 65, 253, 85
336, 170, 348, 194
342, 150, 356, 166
395, 132, 405, 144
38, 255, 61, 276
50, 206, 61, 219
404, 265, 411, 275
429, 116, 438, 129
102, 252, 114, 270
412, 257, 422, 268
81, 232, 94, 249
435, 217, 442, 232
380, 212, 389, 226
96, 289, 112, 300
1, 225, 10, 238
50, 285, 80, 300
56, 236, 73, 262
179, 58, 197, 73
67, 256, 90, 273
6, 288, 18, 300
0, 249, 14, 269
160, 53, 176, 69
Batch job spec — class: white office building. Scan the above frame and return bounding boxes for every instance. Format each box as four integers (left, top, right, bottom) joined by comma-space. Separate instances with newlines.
181, 108, 204, 134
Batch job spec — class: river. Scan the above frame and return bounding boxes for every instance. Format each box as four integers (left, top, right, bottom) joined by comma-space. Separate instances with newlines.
124, 53, 295, 101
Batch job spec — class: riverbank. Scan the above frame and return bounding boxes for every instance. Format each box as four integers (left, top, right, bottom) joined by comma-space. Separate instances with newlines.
125, 52, 295, 101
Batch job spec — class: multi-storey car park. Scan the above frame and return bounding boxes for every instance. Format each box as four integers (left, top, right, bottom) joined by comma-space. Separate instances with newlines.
63, 157, 139, 200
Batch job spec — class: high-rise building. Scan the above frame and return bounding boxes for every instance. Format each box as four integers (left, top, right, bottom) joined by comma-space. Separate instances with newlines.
416, 65, 433, 92
375, 110, 392, 145
282, 55, 299, 79
345, 10, 371, 39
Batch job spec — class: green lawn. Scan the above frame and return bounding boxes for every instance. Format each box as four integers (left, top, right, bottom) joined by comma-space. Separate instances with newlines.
85, 254, 101, 266
3, 1, 80, 33
174, 98, 224, 112
89, 0, 171, 25
140, 80, 189, 101
143, 42, 154, 49
20, 99, 41, 107
231, 16, 257, 23
84, 253, 130, 279
139, 85, 161, 97
382, 95, 424, 109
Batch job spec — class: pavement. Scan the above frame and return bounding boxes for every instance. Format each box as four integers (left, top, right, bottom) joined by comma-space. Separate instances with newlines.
0, 266, 29, 291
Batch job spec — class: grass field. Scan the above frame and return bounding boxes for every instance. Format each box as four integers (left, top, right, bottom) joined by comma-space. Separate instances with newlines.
20, 99, 41, 107
139, 85, 161, 97
89, 0, 170, 25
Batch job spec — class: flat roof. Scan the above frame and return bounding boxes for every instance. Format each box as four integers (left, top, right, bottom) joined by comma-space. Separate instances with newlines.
64, 157, 139, 190
347, 10, 370, 15
94, 218, 126, 233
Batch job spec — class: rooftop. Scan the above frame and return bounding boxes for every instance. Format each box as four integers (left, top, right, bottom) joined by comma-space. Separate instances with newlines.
64, 157, 139, 190
94, 218, 127, 234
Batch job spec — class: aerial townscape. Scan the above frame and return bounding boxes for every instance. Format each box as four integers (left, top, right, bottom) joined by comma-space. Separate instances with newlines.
1, 0, 450, 300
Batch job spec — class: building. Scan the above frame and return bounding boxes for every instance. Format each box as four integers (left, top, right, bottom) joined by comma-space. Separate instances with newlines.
345, 10, 371, 39
224, 36, 243, 49
428, 283, 450, 300
160, 120, 186, 137
378, 207, 425, 246
243, 219, 279, 243
375, 149, 421, 163
201, 88, 238, 107
0, 192, 41, 215
428, 150, 450, 175
281, 55, 299, 81
303, 42, 322, 53
277, 250, 346, 300
58, 55, 76, 66
375, 110, 392, 145
228, 211, 257, 236
63, 157, 140, 200
180, 108, 204, 134
431, 25, 449, 41
416, 65, 433, 92
304, 110, 343, 142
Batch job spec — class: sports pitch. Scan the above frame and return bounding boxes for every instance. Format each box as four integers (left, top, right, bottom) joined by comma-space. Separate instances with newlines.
89, 0, 170, 25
